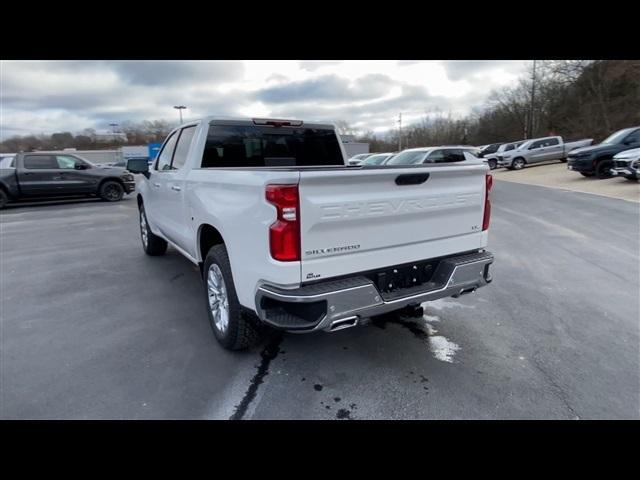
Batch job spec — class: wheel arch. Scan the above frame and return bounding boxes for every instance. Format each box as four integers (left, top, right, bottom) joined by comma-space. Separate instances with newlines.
97, 176, 125, 192
198, 223, 225, 263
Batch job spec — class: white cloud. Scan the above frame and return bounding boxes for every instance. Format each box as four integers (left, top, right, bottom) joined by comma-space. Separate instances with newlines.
0, 60, 529, 140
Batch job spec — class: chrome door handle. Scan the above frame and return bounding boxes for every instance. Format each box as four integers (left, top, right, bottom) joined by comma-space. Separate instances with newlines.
153, 183, 161, 188
171, 185, 181, 191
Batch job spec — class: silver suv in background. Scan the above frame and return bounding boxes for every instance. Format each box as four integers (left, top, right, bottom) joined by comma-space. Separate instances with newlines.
386, 146, 481, 165
347, 153, 373, 165
610, 147, 640, 181
483, 141, 525, 169
361, 152, 396, 166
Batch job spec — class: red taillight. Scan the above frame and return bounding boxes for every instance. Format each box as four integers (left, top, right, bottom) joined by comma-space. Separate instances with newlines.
483, 173, 492, 231
266, 184, 300, 261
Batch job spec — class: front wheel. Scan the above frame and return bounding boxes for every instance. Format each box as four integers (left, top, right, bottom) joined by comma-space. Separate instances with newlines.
139, 204, 167, 256
595, 160, 614, 179
511, 158, 526, 170
624, 175, 639, 182
580, 172, 595, 177
0, 189, 8, 209
99, 181, 124, 202
203, 244, 261, 350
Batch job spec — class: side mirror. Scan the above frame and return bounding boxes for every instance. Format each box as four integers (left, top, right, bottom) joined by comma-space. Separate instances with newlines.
127, 158, 150, 178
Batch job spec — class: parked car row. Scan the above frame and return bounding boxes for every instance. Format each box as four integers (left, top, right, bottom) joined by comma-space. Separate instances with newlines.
348, 146, 480, 167
474, 126, 640, 181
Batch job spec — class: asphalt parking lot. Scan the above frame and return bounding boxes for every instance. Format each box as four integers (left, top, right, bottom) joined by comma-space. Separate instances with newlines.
493, 161, 639, 203
1, 180, 639, 419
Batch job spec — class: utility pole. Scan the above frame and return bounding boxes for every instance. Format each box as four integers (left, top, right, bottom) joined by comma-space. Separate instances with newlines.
109, 123, 119, 144
173, 105, 187, 124
528, 60, 537, 139
398, 112, 402, 151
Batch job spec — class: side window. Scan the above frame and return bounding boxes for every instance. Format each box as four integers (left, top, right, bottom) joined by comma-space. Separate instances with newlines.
625, 129, 640, 145
547, 138, 559, 146
426, 149, 465, 163
171, 126, 197, 170
529, 140, 543, 149
425, 150, 445, 163
443, 149, 466, 162
24, 155, 56, 169
506, 144, 514, 151
156, 132, 178, 171
56, 155, 78, 169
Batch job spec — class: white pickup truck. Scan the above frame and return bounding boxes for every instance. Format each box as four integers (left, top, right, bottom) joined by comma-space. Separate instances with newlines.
127, 117, 494, 350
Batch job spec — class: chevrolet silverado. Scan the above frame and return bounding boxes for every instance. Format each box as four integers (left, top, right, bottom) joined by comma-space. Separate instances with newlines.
127, 117, 494, 350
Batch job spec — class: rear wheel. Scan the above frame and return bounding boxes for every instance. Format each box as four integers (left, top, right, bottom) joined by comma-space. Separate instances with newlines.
595, 159, 614, 179
139, 204, 167, 255
0, 189, 8, 209
512, 158, 526, 170
487, 159, 497, 170
203, 244, 261, 350
100, 180, 124, 202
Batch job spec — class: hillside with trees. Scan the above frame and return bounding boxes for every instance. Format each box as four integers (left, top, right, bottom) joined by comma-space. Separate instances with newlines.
356, 60, 640, 151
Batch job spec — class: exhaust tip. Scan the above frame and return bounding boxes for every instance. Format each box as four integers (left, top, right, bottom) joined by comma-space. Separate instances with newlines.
328, 316, 359, 332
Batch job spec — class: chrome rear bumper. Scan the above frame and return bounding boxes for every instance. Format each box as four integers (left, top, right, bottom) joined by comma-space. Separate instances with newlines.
255, 251, 493, 332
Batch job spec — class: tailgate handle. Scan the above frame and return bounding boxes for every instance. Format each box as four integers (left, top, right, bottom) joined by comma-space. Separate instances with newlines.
395, 173, 430, 185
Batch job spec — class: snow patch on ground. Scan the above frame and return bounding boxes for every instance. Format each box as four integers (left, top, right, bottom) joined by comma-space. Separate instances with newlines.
428, 335, 461, 363
423, 298, 474, 311
418, 315, 461, 364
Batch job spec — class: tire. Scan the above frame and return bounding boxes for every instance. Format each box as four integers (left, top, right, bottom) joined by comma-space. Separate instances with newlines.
511, 158, 526, 170
99, 180, 124, 202
203, 244, 261, 350
560, 157, 567, 163
595, 159, 614, 179
0, 189, 8, 209
624, 175, 639, 182
580, 172, 595, 177
488, 159, 497, 170
139, 204, 167, 256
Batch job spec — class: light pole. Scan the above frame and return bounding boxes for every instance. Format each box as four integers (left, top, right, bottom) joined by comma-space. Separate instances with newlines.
398, 112, 402, 151
109, 123, 119, 144
173, 105, 187, 124
528, 60, 537, 139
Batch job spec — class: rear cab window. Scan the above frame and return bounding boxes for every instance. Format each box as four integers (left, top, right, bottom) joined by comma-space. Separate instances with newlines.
24, 155, 57, 169
201, 124, 344, 168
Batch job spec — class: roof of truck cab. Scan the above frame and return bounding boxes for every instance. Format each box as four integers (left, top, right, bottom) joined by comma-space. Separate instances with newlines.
186, 116, 337, 130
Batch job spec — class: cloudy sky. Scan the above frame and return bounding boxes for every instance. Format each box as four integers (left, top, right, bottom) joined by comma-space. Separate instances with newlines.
0, 60, 529, 140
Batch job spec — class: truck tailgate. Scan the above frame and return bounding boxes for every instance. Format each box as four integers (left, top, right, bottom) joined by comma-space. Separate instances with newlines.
298, 164, 489, 282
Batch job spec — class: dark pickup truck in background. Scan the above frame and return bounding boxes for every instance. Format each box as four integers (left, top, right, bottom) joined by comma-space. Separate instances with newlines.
0, 152, 135, 208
